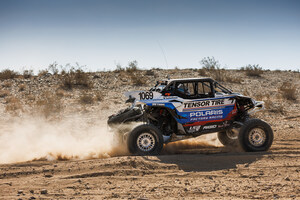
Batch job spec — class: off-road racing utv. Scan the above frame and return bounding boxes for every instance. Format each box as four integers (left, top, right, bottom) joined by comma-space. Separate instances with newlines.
108, 78, 273, 155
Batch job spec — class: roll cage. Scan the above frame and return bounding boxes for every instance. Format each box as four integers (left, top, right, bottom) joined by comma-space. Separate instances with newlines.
158, 78, 232, 99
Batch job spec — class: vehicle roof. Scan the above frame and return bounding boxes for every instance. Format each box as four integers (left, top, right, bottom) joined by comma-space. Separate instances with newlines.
161, 77, 214, 82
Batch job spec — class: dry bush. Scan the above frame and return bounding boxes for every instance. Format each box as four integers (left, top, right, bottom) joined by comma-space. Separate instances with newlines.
38, 69, 50, 77
126, 60, 139, 73
225, 75, 242, 84
118, 71, 127, 79
0, 90, 10, 98
5, 96, 23, 114
145, 70, 155, 76
36, 92, 63, 118
200, 57, 220, 71
279, 82, 297, 101
56, 89, 65, 98
79, 93, 94, 104
0, 69, 18, 80
241, 64, 263, 77
213, 69, 226, 82
130, 74, 147, 86
48, 62, 59, 75
19, 84, 26, 91
198, 69, 207, 76
26, 94, 36, 102
114, 64, 125, 73
199, 57, 228, 82
2, 82, 12, 88
61, 68, 92, 90
95, 91, 104, 102
264, 98, 284, 114
23, 70, 33, 79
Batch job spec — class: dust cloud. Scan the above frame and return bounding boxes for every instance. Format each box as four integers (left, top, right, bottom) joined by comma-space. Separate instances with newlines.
163, 133, 223, 154
0, 115, 129, 164
0, 113, 225, 164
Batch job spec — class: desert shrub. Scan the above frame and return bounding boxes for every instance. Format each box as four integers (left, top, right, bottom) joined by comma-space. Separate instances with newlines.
213, 69, 226, 82
126, 60, 139, 72
26, 94, 36, 102
23, 70, 33, 79
38, 69, 50, 77
18, 84, 26, 91
5, 96, 23, 114
61, 68, 92, 90
95, 91, 104, 102
79, 93, 94, 104
0, 90, 10, 98
0, 69, 18, 80
48, 62, 59, 75
36, 92, 63, 118
279, 82, 297, 100
264, 98, 285, 114
198, 68, 207, 76
114, 64, 125, 73
2, 82, 12, 88
56, 89, 65, 98
130, 74, 147, 86
199, 57, 226, 81
241, 64, 263, 77
145, 70, 155, 76
200, 57, 220, 71
225, 75, 242, 84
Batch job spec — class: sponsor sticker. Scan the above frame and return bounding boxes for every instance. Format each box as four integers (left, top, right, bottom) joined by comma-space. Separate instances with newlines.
190, 110, 223, 117
182, 98, 235, 112
203, 125, 217, 130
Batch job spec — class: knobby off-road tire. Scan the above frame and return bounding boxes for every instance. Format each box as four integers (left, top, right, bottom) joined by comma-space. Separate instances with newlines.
239, 118, 273, 152
127, 124, 164, 155
217, 130, 238, 147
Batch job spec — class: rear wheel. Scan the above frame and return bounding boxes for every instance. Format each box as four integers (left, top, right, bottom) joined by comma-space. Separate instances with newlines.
217, 130, 238, 147
238, 119, 273, 152
127, 124, 164, 155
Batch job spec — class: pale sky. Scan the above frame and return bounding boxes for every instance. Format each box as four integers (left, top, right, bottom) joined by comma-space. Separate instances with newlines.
0, 0, 299, 72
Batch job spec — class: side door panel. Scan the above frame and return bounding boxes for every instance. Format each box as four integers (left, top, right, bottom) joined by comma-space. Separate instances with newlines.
175, 97, 237, 126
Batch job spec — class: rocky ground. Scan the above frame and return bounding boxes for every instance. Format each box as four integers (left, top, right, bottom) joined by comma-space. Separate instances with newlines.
0, 68, 299, 199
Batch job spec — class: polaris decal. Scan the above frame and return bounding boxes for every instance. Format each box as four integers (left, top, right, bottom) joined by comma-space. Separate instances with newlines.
190, 110, 223, 117
177, 105, 235, 124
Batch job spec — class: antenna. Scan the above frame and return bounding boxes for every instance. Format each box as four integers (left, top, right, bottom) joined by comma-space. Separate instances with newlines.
157, 41, 169, 69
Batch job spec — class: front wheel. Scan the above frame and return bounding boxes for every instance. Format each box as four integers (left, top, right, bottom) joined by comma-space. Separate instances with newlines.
238, 119, 273, 152
127, 124, 164, 155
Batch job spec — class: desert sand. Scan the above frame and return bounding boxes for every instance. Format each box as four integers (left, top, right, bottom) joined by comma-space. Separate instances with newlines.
0, 68, 299, 199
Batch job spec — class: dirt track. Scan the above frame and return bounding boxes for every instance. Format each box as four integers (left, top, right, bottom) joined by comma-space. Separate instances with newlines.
0, 69, 299, 199
1, 134, 300, 199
